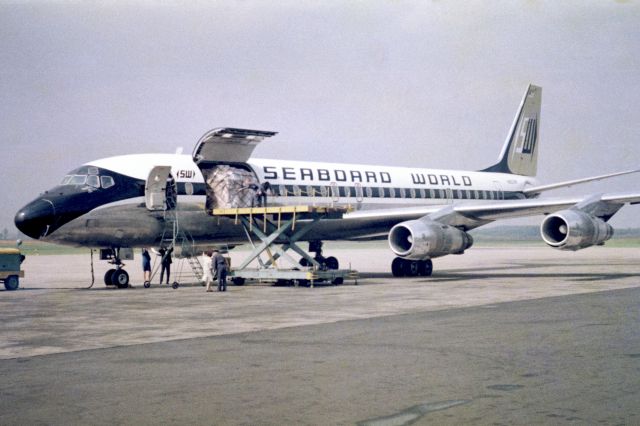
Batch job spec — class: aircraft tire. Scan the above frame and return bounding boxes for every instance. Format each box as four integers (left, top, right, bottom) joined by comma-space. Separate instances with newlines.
143, 281, 151, 288
419, 260, 433, 276
391, 257, 406, 277
172, 282, 179, 289
407, 260, 420, 277
325, 256, 339, 270
111, 269, 129, 289
104, 269, 116, 286
4, 275, 19, 291
232, 277, 245, 286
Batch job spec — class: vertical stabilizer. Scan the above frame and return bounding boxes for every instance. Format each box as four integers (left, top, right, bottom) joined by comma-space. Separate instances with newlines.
482, 85, 541, 176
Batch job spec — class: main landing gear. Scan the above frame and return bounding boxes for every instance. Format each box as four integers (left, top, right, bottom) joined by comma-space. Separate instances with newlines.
298, 241, 342, 284
391, 257, 433, 277
103, 248, 130, 289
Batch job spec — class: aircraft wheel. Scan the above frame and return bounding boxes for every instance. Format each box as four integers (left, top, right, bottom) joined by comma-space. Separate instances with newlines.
111, 269, 129, 288
299, 258, 310, 267
172, 282, 179, 289
4, 275, 19, 291
232, 277, 245, 286
407, 260, 420, 277
332, 277, 344, 285
391, 257, 406, 277
419, 259, 433, 276
143, 281, 151, 288
325, 256, 339, 270
104, 269, 116, 286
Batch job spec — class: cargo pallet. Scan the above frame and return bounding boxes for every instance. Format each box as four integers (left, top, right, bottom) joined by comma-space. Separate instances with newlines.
211, 205, 358, 287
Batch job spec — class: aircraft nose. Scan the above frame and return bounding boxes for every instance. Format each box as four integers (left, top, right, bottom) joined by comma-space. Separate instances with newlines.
14, 199, 56, 239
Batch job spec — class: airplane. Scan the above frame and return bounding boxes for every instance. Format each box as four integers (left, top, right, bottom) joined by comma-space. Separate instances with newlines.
14, 84, 640, 288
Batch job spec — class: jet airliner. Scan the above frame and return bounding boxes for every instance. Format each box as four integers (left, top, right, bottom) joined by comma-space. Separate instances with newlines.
14, 85, 640, 287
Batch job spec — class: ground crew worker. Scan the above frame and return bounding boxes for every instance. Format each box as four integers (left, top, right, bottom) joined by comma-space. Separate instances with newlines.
258, 182, 270, 207
212, 249, 228, 292
203, 251, 214, 292
159, 247, 173, 285
141, 248, 151, 284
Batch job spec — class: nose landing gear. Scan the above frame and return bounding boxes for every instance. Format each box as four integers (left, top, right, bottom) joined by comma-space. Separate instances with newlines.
102, 248, 131, 289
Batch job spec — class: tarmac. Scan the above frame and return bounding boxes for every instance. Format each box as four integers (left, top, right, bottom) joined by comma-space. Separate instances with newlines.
0, 245, 639, 424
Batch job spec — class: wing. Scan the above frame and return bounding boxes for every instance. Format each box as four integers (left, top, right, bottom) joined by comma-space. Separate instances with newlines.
343, 192, 640, 232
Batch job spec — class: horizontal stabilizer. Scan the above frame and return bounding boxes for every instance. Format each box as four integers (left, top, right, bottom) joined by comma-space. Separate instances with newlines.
523, 169, 640, 195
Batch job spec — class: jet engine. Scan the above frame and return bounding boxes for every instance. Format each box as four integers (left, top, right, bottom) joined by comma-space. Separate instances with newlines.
388, 219, 473, 260
540, 209, 613, 251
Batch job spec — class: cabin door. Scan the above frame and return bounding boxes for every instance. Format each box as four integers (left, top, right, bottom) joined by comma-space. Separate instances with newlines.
145, 166, 172, 211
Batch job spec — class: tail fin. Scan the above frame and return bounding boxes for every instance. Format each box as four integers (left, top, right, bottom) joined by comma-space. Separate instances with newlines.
481, 84, 541, 176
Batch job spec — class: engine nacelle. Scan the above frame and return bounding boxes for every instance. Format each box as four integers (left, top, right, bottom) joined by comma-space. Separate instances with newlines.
388, 219, 473, 260
540, 209, 613, 251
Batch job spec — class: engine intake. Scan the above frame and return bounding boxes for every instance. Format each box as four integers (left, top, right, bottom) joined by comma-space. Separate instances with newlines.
389, 219, 473, 260
540, 209, 613, 251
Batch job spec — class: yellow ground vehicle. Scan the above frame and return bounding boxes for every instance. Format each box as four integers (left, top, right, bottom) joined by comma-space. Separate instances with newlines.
0, 248, 25, 291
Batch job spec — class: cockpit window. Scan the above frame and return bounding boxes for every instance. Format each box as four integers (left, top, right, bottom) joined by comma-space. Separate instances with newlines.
68, 175, 87, 185
60, 175, 73, 185
88, 166, 99, 175
101, 176, 115, 189
87, 175, 100, 188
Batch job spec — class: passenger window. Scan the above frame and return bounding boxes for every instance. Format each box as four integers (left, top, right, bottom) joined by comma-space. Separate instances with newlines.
100, 176, 115, 189
279, 185, 287, 197
429, 189, 434, 199
366, 187, 372, 197
293, 186, 302, 197
410, 188, 416, 199
307, 186, 315, 197
87, 175, 100, 188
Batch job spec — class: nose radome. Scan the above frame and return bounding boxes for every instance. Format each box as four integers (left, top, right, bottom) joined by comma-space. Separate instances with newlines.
14, 199, 56, 239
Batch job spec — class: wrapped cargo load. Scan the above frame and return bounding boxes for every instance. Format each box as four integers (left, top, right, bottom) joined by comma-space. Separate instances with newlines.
205, 165, 259, 210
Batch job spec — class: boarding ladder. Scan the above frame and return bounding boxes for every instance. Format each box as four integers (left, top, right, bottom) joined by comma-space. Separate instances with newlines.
156, 200, 205, 288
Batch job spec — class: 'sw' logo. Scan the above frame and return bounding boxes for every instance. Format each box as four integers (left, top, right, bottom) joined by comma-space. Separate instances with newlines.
522, 117, 537, 154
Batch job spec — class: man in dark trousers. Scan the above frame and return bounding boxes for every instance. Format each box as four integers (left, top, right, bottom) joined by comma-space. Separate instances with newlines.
212, 249, 228, 292
159, 247, 173, 285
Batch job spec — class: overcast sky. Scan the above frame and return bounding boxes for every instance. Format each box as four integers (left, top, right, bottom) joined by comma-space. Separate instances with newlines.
1, 0, 639, 235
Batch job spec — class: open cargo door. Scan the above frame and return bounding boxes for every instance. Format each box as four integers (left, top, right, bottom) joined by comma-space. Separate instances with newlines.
145, 166, 172, 211
192, 128, 277, 212
192, 127, 277, 164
